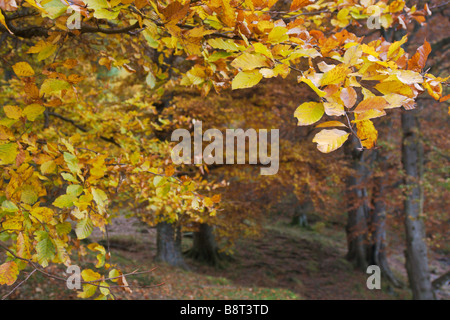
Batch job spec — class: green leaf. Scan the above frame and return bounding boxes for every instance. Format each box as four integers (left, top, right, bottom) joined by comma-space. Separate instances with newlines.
20, 186, 38, 205
35, 231, 56, 267
1, 200, 18, 212
64, 152, 80, 174
75, 218, 93, 240
67, 185, 83, 197
61, 172, 78, 183
0, 143, 17, 165
40, 79, 71, 96
56, 222, 72, 236
23, 104, 45, 121
146, 71, 156, 89
153, 176, 166, 187
156, 184, 170, 198
53, 194, 76, 208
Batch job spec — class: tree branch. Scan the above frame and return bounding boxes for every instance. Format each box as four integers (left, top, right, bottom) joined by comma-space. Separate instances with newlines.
48, 112, 121, 147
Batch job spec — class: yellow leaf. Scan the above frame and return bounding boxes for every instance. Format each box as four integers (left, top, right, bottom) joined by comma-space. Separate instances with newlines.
294, 102, 324, 126
268, 26, 289, 44
375, 80, 414, 97
354, 96, 388, 113
231, 70, 263, 90
324, 101, 345, 116
207, 38, 240, 52
395, 70, 423, 85
0, 143, 18, 165
352, 109, 386, 120
2, 214, 23, 230
0, 261, 19, 286
3, 105, 22, 119
12, 62, 35, 77
30, 207, 54, 223
23, 104, 45, 121
299, 77, 326, 97
388, 35, 408, 58
203, 197, 214, 207
231, 52, 270, 71
40, 79, 71, 96
355, 118, 378, 149
0, 10, 12, 34
253, 42, 273, 60
315, 121, 347, 128
312, 129, 350, 153
320, 64, 350, 86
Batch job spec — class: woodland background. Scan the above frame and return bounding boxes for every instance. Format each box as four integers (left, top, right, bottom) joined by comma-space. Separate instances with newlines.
0, 0, 448, 300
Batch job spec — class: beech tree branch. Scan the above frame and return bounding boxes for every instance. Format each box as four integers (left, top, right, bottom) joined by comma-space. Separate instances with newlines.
48, 112, 121, 147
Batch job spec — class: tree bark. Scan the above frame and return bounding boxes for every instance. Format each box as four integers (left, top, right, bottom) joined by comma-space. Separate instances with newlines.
344, 137, 370, 271
184, 224, 228, 266
401, 110, 435, 300
368, 152, 403, 288
290, 197, 312, 228
155, 221, 188, 269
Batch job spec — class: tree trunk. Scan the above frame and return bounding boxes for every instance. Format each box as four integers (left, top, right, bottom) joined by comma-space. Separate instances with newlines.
290, 198, 312, 228
184, 224, 228, 267
155, 221, 188, 269
368, 153, 403, 288
401, 110, 435, 300
344, 137, 370, 271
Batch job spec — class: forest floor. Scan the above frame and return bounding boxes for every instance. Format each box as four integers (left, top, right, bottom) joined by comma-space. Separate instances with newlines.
1, 216, 448, 300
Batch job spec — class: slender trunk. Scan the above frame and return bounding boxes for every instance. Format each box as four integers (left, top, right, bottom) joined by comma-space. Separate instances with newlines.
155, 221, 188, 269
291, 197, 312, 228
344, 138, 371, 271
185, 224, 227, 266
401, 110, 435, 300
369, 153, 403, 288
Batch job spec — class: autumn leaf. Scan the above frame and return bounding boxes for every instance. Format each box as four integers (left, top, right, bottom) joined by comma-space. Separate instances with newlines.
35, 231, 56, 267
0, 261, 19, 286
23, 104, 45, 121
354, 96, 388, 113
320, 64, 350, 86
355, 118, 378, 149
0, 143, 18, 165
408, 40, 431, 72
3, 105, 22, 119
231, 70, 263, 90
294, 102, 324, 126
12, 62, 35, 77
290, 0, 312, 11
312, 129, 350, 153
0, 10, 12, 34
231, 52, 270, 71
75, 218, 94, 240
340, 87, 357, 108
315, 121, 347, 128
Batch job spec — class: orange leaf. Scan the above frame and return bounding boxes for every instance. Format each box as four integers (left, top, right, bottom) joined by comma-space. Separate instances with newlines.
408, 40, 431, 72
0, 261, 19, 286
354, 96, 388, 113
